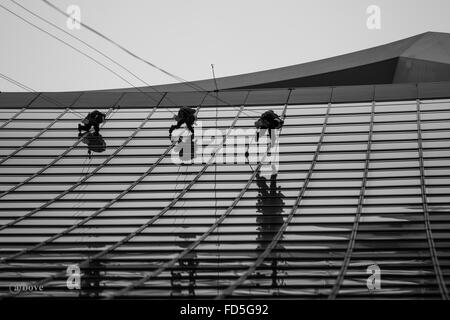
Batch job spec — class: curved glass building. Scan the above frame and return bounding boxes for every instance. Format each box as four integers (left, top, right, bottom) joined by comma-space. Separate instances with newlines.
0, 32, 449, 299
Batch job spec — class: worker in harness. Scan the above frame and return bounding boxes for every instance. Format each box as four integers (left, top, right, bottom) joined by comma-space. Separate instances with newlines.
78, 110, 106, 136
244, 110, 284, 161
169, 106, 196, 140
255, 110, 284, 144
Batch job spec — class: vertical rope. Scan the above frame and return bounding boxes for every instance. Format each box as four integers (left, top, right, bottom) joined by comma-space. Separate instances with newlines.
416, 97, 449, 300
328, 88, 376, 299
216, 88, 330, 299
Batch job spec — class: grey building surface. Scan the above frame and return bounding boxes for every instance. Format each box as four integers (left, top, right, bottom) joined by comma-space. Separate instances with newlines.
0, 32, 449, 299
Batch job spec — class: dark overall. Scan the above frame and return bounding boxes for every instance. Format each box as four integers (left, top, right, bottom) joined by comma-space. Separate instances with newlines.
169, 107, 196, 137
79, 111, 105, 134
255, 110, 283, 142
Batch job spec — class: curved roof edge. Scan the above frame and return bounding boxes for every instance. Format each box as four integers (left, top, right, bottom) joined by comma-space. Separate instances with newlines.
105, 31, 450, 93
1, 82, 450, 110
1, 32, 449, 96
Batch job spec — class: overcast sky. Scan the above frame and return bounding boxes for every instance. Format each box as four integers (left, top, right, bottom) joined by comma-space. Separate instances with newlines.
1, 0, 450, 92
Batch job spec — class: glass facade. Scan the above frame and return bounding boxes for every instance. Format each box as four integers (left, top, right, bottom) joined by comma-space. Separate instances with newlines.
0, 87, 449, 299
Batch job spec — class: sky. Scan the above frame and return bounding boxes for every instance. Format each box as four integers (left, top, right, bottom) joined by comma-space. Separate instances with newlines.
1, 0, 450, 92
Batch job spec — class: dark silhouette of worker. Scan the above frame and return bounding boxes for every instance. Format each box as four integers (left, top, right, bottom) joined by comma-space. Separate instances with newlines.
171, 232, 199, 297
79, 260, 104, 299
78, 110, 106, 136
255, 110, 284, 144
81, 132, 106, 159
255, 172, 287, 290
169, 106, 196, 140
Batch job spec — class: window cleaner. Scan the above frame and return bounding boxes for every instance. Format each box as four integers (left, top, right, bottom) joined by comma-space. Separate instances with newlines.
245, 110, 284, 159
169, 106, 196, 140
255, 110, 284, 144
78, 110, 106, 136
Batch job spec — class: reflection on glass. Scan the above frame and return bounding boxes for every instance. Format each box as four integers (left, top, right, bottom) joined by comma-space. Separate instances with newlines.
81, 133, 106, 159
254, 172, 287, 291
79, 260, 105, 298
170, 231, 199, 297
77, 227, 106, 298
1, 98, 449, 299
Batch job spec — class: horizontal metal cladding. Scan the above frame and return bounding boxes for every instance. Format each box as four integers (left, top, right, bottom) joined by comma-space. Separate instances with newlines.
1, 82, 450, 109
0, 89, 449, 299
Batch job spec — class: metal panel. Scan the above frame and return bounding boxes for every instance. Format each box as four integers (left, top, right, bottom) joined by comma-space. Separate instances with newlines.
0, 89, 449, 300
418, 82, 450, 100
0, 92, 38, 108
289, 87, 332, 105
332, 85, 374, 103
245, 89, 290, 106
375, 83, 418, 102
72, 91, 127, 108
